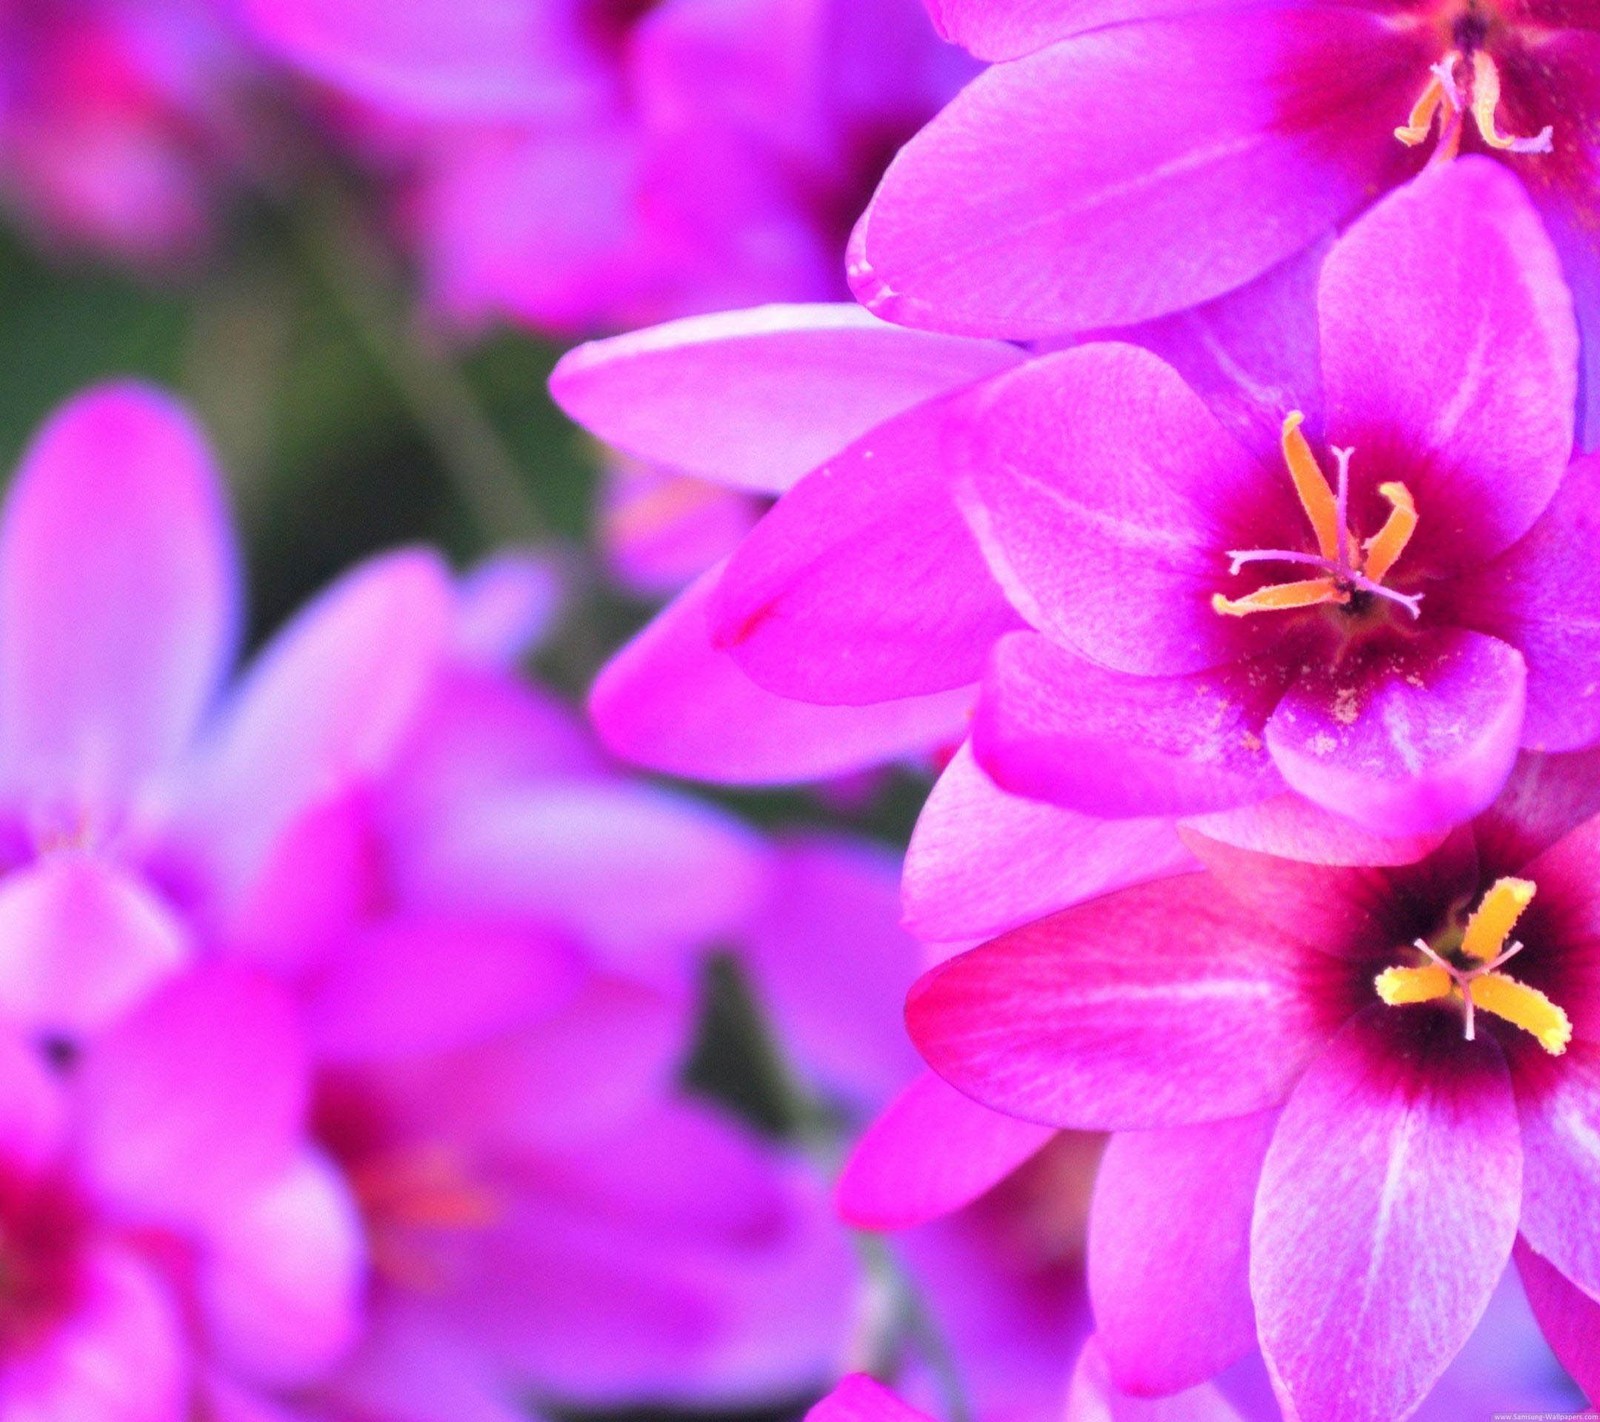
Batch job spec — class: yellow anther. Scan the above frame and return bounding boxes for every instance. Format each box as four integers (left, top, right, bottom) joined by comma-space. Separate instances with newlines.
1396, 65, 1450, 147
1281, 412, 1340, 561
1375, 963, 1453, 1006
1470, 50, 1553, 154
1468, 973, 1572, 1055
1461, 876, 1536, 963
1211, 578, 1344, 618
1361, 483, 1419, 586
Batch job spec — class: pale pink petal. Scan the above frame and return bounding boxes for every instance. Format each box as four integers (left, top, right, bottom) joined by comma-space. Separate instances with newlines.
1065, 1335, 1246, 1422
1515, 1041, 1600, 1301
906, 872, 1322, 1129
837, 1071, 1055, 1229
550, 304, 1023, 494
1515, 1238, 1600, 1404
0, 1030, 67, 1170
1184, 793, 1446, 868
79, 964, 308, 1222
196, 1150, 364, 1386
905, 741, 1196, 942
1253, 1008, 1522, 1422
591, 567, 972, 783
452, 552, 563, 666
926, 0, 1257, 59
807, 1376, 932, 1422
1319, 159, 1577, 572
1089, 1112, 1275, 1394
0, 383, 237, 808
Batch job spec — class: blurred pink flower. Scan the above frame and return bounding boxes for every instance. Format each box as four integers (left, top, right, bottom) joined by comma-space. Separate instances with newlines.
241, 0, 977, 333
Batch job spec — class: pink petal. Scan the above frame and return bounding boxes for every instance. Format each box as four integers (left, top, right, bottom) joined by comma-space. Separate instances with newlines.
1474, 746, 1600, 882
1065, 1335, 1246, 1422
1515, 1041, 1600, 1301
1515, 1239, 1600, 1403
4, 1246, 187, 1422
808, 1376, 932, 1422
0, 1030, 66, 1171
740, 835, 923, 1111
906, 872, 1323, 1129
1252, 1007, 1522, 1422
1089, 1111, 1275, 1394
837, 1070, 1055, 1229
79, 964, 309, 1222
550, 304, 1023, 495
973, 631, 1285, 817
1318, 158, 1578, 573
304, 918, 585, 1063
0, 855, 189, 1038
0, 383, 237, 808
905, 742, 1196, 942
196, 1150, 364, 1386
710, 395, 1024, 703
1440, 453, 1600, 752
1265, 627, 1527, 836
956, 343, 1287, 677
174, 549, 453, 915
850, 8, 1414, 334
591, 566, 973, 783
1184, 792, 1446, 868
452, 552, 563, 667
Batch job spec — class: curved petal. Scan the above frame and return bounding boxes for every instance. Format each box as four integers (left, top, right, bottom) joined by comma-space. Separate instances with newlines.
590, 566, 972, 783
304, 918, 585, 1063
1252, 1007, 1522, 1422
197, 1150, 365, 1387
0, 383, 238, 807
1265, 627, 1527, 836
1514, 1238, 1600, 1404
973, 631, 1285, 818
906, 872, 1324, 1130
1089, 1110, 1275, 1395
1439, 453, 1600, 753
850, 8, 1420, 335
905, 742, 1195, 942
1065, 1335, 1247, 1422
837, 1071, 1056, 1229
1319, 158, 1578, 572
550, 304, 1023, 495
957, 343, 1287, 677
0, 854, 190, 1038
79, 964, 309, 1222
710, 394, 1024, 703
807, 1377, 933, 1422
925, 0, 1253, 60
174, 549, 453, 913
1515, 1041, 1600, 1302
1185, 792, 1446, 867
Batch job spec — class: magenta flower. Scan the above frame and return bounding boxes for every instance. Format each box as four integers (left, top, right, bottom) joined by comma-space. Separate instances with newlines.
851, 0, 1600, 442
906, 749, 1600, 1419
243, 0, 975, 333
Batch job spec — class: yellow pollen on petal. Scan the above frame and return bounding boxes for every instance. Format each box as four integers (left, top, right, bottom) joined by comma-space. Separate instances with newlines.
1375, 963, 1453, 1006
1469, 50, 1554, 154
1461, 876, 1536, 962
1468, 973, 1572, 1055
1211, 578, 1344, 618
1281, 412, 1340, 561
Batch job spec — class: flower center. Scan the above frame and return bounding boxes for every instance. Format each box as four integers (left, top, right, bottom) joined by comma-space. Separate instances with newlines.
1395, 46, 1552, 166
1212, 413, 1421, 621
1374, 876, 1572, 1054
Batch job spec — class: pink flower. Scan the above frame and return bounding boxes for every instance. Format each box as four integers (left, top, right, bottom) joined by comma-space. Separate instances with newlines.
240, 0, 976, 333
906, 749, 1600, 1419
850, 0, 1600, 445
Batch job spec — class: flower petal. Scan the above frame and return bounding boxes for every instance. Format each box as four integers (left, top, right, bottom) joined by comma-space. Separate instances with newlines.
850, 9, 1418, 334
0, 383, 238, 807
905, 741, 1196, 942
1089, 1110, 1275, 1394
837, 1071, 1056, 1229
1265, 627, 1527, 836
808, 1376, 932, 1422
973, 631, 1285, 818
710, 394, 1024, 703
1185, 792, 1446, 867
1515, 1041, 1600, 1301
550, 304, 1023, 495
1065, 1334, 1247, 1422
1514, 1238, 1600, 1403
1252, 1006, 1521, 1422
906, 872, 1323, 1130
591, 565, 972, 783
1319, 158, 1578, 572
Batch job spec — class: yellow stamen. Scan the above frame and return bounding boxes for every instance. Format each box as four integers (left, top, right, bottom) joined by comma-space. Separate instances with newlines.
1470, 50, 1553, 154
1361, 483, 1419, 585
1211, 578, 1344, 618
1469, 973, 1572, 1055
1375, 963, 1453, 1006
1281, 412, 1340, 561
1461, 876, 1536, 963
1395, 68, 1448, 147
